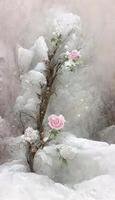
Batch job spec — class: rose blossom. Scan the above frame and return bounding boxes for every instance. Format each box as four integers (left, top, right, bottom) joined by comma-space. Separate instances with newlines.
59, 145, 77, 160
67, 50, 80, 60
48, 114, 65, 130
22, 127, 39, 144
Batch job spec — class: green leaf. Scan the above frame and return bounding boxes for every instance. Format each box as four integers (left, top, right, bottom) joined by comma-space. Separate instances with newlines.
49, 129, 59, 140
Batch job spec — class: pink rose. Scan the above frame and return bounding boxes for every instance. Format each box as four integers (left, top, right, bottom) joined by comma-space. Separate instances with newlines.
67, 50, 80, 60
48, 114, 65, 130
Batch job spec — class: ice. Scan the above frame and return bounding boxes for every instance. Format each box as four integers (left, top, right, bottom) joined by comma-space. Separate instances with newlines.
0, 133, 115, 199
0, 160, 29, 173
20, 70, 46, 92
18, 46, 34, 74
73, 175, 115, 200
52, 13, 81, 37
31, 36, 48, 63
18, 36, 48, 76
34, 134, 115, 184
0, 162, 115, 200
1, 10, 115, 200
55, 132, 108, 150
0, 170, 74, 200
15, 36, 48, 129
15, 70, 46, 127
24, 98, 38, 113
34, 62, 46, 73
28, 70, 46, 87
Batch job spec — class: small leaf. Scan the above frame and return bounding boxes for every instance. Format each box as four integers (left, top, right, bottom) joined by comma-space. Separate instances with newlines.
49, 129, 59, 140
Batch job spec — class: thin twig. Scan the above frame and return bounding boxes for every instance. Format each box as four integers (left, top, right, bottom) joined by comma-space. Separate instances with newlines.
20, 111, 36, 121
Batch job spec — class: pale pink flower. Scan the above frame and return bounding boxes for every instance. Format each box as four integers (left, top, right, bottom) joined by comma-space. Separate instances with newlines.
67, 50, 80, 60
48, 114, 65, 130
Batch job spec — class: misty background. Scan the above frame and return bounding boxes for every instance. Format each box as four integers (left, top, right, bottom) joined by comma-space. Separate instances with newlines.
0, 0, 115, 136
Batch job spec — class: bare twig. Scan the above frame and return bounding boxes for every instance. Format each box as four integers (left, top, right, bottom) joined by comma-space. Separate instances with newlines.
20, 111, 36, 121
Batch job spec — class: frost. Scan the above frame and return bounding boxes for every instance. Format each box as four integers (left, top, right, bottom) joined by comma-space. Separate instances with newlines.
22, 127, 39, 144
15, 66, 46, 126
0, 136, 115, 200
0, 170, 115, 200
59, 144, 77, 160
18, 45, 34, 74
28, 70, 46, 86
53, 13, 81, 37
24, 98, 38, 113
34, 62, 46, 73
1, 9, 115, 200
33, 133, 113, 184
31, 36, 48, 62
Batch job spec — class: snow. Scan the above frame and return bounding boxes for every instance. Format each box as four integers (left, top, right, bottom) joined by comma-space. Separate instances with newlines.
73, 175, 115, 200
0, 153, 115, 200
59, 145, 77, 160
33, 133, 115, 184
15, 35, 48, 130
31, 36, 48, 62
53, 13, 81, 37
0, 134, 115, 199
1, 11, 115, 200
28, 70, 46, 86
0, 171, 74, 200
34, 62, 46, 73
18, 46, 34, 74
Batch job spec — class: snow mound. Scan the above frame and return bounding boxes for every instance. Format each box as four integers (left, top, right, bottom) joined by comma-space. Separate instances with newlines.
34, 133, 115, 184
0, 167, 115, 200
0, 134, 115, 199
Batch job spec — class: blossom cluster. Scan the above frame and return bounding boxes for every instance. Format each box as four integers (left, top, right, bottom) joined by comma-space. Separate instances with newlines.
64, 50, 81, 71
22, 115, 65, 144
22, 127, 39, 144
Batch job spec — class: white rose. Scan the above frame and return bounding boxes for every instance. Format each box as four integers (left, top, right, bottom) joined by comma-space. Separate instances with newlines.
23, 127, 39, 144
59, 145, 77, 160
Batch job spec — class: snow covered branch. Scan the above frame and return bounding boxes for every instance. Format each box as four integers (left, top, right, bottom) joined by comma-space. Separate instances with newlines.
15, 13, 83, 171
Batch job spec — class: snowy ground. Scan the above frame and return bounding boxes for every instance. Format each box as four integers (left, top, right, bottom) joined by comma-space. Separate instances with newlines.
0, 133, 115, 200
0, 2, 115, 199
1, 170, 115, 200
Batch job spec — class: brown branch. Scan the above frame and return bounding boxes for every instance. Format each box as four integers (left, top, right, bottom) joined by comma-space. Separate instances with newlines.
28, 30, 75, 171
28, 57, 60, 171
